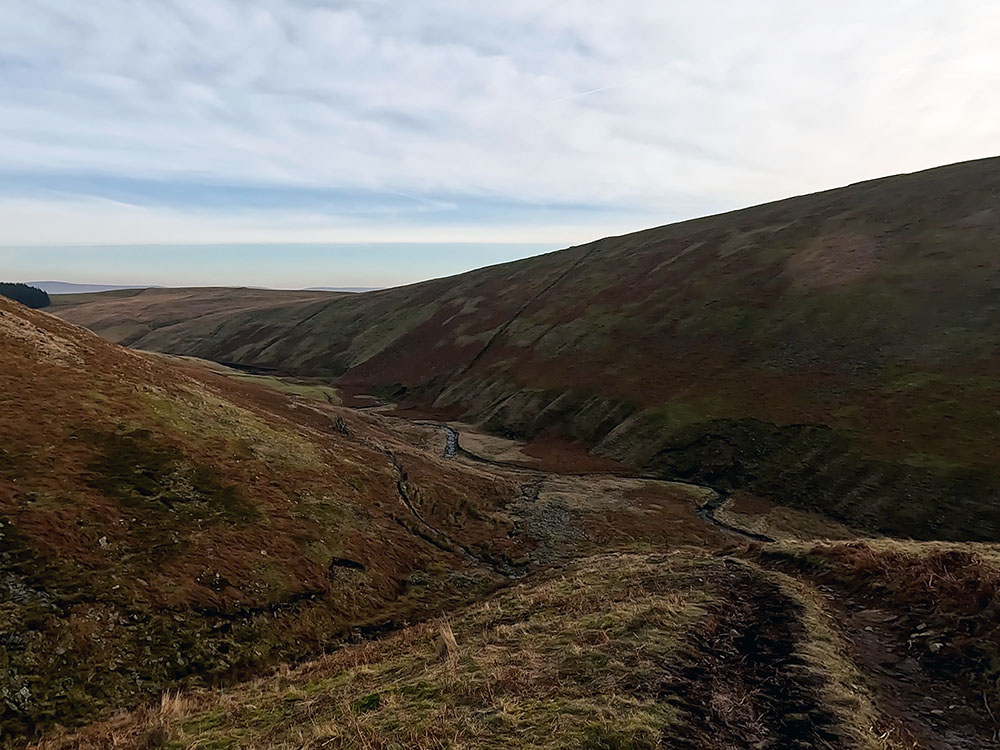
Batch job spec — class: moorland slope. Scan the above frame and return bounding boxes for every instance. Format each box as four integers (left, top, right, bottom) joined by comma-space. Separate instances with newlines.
53, 157, 1000, 543
0, 296, 529, 743
3, 296, 730, 746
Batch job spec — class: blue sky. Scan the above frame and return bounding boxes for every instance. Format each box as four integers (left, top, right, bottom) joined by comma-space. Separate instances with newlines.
1, 1, 998, 288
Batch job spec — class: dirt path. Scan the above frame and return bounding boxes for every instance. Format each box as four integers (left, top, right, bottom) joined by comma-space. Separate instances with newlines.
660, 560, 847, 749
817, 587, 998, 750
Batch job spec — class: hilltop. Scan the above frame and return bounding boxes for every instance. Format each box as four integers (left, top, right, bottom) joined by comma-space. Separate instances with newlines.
53, 157, 1000, 543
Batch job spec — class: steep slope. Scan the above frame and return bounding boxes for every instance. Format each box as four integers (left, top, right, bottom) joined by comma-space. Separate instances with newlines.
0, 297, 535, 744
52, 157, 1000, 542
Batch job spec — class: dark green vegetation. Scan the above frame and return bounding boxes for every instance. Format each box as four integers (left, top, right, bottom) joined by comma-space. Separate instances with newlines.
54, 156, 1000, 542
86, 428, 260, 526
0, 284, 49, 309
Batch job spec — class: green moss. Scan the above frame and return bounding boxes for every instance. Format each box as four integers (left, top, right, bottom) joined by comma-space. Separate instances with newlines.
351, 692, 382, 713
181, 710, 226, 733
85, 428, 259, 525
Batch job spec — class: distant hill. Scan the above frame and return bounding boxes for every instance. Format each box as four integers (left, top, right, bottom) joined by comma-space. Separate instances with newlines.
29, 281, 157, 295
47, 287, 340, 345
51, 157, 1000, 542
33, 282, 377, 296
306, 286, 382, 293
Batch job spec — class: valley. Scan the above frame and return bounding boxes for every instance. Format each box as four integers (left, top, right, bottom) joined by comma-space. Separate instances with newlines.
5, 2, 998, 747
53, 157, 1000, 544
20, 368, 1000, 749
6, 157, 1000, 748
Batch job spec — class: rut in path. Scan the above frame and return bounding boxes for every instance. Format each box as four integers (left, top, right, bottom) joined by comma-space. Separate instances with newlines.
649, 560, 847, 749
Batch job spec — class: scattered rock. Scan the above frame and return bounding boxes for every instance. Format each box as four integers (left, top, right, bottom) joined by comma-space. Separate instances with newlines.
328, 557, 365, 572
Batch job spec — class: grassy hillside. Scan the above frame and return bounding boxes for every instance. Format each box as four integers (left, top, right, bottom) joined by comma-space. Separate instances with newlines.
51, 157, 1000, 542
0, 297, 536, 744
3, 298, 736, 746
48, 287, 334, 347
32, 542, 1000, 750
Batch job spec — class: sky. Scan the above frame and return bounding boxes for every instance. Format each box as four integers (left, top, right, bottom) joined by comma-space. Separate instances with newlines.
1, 1, 999, 288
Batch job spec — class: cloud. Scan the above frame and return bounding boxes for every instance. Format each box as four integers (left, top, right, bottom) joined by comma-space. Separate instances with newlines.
0, 195, 649, 247
0, 0, 998, 248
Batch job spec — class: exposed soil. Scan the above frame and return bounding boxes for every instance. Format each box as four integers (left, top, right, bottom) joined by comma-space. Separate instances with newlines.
519, 434, 633, 474
830, 597, 996, 750
654, 560, 846, 749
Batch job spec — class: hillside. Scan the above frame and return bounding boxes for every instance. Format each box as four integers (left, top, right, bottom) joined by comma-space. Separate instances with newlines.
32, 542, 1000, 750
52, 157, 1000, 543
8, 296, 1000, 748
0, 296, 528, 743
2, 297, 741, 746
48, 287, 334, 347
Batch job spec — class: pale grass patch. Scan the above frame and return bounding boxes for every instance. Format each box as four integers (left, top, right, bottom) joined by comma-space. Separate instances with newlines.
436, 618, 459, 672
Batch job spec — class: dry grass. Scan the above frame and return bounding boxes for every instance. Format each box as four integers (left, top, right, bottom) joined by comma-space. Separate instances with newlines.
32, 553, 708, 749
32, 551, 905, 750
435, 619, 459, 672
751, 539, 1000, 708
754, 564, 906, 749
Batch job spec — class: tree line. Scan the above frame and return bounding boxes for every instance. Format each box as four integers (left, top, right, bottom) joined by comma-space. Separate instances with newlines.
0, 283, 51, 309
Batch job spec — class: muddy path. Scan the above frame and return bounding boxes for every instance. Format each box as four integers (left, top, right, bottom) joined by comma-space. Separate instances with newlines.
815, 585, 999, 750
659, 560, 847, 749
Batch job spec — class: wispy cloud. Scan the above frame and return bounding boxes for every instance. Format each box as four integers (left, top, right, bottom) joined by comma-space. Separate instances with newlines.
0, 0, 998, 265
